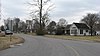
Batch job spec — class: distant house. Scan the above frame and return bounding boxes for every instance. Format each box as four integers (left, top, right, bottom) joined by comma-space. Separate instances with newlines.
26, 20, 33, 33
68, 23, 90, 36
95, 24, 100, 35
66, 24, 72, 35
4, 19, 14, 31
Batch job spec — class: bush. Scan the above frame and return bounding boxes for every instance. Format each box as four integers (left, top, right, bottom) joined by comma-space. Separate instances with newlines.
55, 29, 63, 35
55, 27, 65, 35
36, 29, 45, 35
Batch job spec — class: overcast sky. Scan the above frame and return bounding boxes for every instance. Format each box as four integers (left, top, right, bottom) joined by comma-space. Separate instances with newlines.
1, 0, 100, 25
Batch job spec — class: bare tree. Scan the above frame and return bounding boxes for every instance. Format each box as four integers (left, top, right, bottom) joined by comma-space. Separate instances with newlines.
0, 25, 5, 31
56, 18, 67, 35
81, 13, 100, 36
47, 21, 56, 34
28, 0, 54, 35
58, 18, 67, 27
14, 18, 20, 33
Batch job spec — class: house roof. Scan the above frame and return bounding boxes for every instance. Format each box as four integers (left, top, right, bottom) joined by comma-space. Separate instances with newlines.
66, 24, 72, 30
73, 23, 90, 29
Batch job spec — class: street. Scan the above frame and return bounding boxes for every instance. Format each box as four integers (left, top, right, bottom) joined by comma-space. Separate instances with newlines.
0, 34, 100, 56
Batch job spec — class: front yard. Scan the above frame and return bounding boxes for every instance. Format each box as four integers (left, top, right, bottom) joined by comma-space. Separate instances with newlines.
0, 35, 24, 51
45, 35, 100, 42
27, 32, 100, 42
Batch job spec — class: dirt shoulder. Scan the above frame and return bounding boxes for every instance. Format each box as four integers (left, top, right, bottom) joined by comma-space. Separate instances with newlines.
0, 35, 24, 51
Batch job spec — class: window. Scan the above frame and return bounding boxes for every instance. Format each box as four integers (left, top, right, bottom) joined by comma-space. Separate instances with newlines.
86, 30, 88, 32
80, 29, 83, 34
72, 27, 76, 29
71, 30, 77, 34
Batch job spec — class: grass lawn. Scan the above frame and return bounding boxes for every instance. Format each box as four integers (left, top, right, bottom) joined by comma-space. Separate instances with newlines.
27, 33, 100, 42
45, 35, 100, 42
27, 33, 36, 36
0, 35, 24, 51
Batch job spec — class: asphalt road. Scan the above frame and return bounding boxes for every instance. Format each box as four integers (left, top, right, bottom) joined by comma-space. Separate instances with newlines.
0, 34, 100, 56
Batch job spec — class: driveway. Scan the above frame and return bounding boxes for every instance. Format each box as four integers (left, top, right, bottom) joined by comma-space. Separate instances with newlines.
0, 34, 100, 56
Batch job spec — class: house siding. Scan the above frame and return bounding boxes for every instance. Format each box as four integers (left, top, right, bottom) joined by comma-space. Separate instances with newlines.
70, 24, 78, 35
78, 29, 90, 36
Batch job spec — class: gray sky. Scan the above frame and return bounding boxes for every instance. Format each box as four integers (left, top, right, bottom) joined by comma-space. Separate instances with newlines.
1, 0, 100, 25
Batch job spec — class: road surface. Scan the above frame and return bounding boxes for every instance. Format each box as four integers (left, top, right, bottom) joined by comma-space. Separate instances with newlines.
0, 34, 100, 56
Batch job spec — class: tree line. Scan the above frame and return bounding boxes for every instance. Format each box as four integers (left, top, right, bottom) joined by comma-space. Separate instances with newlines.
1, 0, 100, 36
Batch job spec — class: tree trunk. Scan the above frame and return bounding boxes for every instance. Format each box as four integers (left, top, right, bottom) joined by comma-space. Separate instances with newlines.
90, 26, 93, 36
40, 0, 42, 29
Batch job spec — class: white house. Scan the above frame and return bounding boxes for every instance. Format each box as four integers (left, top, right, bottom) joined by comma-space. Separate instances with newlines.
70, 23, 90, 36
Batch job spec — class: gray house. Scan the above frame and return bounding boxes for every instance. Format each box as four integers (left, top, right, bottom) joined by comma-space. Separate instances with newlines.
95, 24, 100, 35
66, 23, 90, 36
66, 24, 72, 35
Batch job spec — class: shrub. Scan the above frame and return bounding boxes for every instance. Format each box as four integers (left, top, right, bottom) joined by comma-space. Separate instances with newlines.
55, 27, 65, 35
0, 33, 5, 37
36, 29, 45, 35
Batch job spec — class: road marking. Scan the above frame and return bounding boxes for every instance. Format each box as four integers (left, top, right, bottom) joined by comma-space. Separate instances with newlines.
61, 43, 80, 56
69, 46, 80, 56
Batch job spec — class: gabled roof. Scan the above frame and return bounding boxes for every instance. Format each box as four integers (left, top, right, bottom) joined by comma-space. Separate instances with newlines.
66, 24, 72, 30
73, 23, 90, 29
